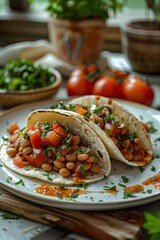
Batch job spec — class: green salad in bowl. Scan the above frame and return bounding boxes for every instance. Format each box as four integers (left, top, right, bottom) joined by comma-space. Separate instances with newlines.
0, 59, 62, 108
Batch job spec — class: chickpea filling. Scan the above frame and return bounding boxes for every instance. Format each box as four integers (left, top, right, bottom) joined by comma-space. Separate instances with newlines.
6, 121, 101, 178
51, 102, 149, 162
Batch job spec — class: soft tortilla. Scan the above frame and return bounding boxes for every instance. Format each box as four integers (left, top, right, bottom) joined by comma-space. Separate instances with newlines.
0, 109, 111, 185
68, 95, 153, 167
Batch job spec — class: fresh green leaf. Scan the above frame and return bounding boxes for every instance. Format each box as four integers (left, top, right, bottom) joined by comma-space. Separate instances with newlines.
121, 175, 129, 183
1, 213, 20, 220
143, 211, 160, 238
123, 191, 137, 199
15, 179, 25, 186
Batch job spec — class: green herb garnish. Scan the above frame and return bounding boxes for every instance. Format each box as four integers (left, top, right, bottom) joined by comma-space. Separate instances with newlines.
80, 164, 85, 177
143, 211, 160, 240
15, 179, 25, 186
42, 173, 52, 181
6, 176, 12, 183
0, 59, 56, 91
121, 176, 129, 183
123, 191, 137, 199
1, 213, 20, 220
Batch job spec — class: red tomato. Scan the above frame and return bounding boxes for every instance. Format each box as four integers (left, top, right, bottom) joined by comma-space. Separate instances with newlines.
92, 75, 122, 98
25, 150, 45, 167
25, 125, 36, 132
52, 123, 60, 131
35, 150, 45, 166
121, 75, 154, 106
86, 63, 97, 73
8, 123, 19, 135
70, 66, 85, 77
75, 104, 88, 115
45, 131, 60, 146
103, 123, 118, 137
13, 155, 25, 168
67, 74, 94, 96
25, 155, 37, 167
55, 127, 67, 138
108, 69, 129, 79
30, 131, 42, 149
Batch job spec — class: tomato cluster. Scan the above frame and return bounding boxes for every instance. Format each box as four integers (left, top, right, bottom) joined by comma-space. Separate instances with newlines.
67, 63, 154, 106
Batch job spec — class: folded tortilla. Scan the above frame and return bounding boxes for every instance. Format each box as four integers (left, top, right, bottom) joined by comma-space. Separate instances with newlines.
0, 109, 111, 185
68, 95, 153, 167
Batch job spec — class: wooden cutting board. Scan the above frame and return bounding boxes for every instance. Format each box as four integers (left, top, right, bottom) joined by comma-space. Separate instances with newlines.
0, 185, 144, 240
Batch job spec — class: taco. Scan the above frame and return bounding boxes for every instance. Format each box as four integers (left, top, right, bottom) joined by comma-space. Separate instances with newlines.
51, 96, 153, 167
0, 109, 111, 185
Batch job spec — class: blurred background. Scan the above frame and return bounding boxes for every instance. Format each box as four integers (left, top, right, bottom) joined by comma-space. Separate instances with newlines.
0, 0, 151, 52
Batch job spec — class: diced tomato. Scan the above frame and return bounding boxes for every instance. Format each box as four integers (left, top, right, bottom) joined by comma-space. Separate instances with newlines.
103, 123, 118, 137
25, 149, 45, 167
25, 155, 37, 167
30, 131, 42, 148
55, 127, 67, 138
141, 122, 149, 132
8, 123, 19, 135
89, 114, 104, 128
13, 155, 25, 168
25, 125, 36, 132
60, 147, 69, 156
52, 123, 60, 131
75, 104, 88, 115
35, 150, 45, 166
45, 131, 60, 146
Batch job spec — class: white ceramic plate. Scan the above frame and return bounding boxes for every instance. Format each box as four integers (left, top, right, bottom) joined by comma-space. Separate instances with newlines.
0, 99, 160, 210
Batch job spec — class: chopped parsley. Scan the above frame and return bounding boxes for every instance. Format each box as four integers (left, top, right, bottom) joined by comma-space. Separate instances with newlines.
154, 154, 160, 159
118, 183, 126, 188
50, 101, 67, 110
42, 173, 52, 181
44, 146, 56, 156
80, 164, 85, 177
121, 176, 129, 183
123, 191, 137, 199
76, 182, 89, 189
154, 137, 160, 143
139, 166, 145, 173
150, 165, 156, 172
69, 193, 79, 199
6, 176, 12, 183
15, 179, 25, 186
103, 185, 117, 190
147, 189, 152, 194
56, 152, 61, 159
147, 121, 157, 133
1, 213, 20, 220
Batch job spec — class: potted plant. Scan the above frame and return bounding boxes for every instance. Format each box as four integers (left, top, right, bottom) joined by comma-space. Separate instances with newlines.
121, 0, 160, 74
46, 0, 124, 65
